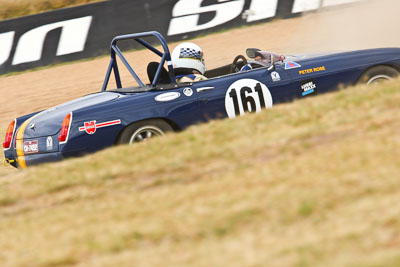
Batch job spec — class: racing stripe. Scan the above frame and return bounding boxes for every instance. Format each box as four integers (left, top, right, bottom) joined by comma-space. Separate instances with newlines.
15, 114, 41, 169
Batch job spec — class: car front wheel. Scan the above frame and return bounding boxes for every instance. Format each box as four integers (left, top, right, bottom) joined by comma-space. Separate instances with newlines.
358, 66, 399, 85
116, 119, 173, 145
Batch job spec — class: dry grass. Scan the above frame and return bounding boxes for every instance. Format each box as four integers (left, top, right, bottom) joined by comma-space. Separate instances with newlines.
0, 0, 103, 20
0, 79, 399, 267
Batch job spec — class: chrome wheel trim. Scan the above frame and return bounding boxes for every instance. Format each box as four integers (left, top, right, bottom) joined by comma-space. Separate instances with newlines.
367, 74, 392, 86
129, 126, 165, 144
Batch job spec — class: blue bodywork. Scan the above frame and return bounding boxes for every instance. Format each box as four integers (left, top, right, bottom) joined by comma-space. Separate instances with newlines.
4, 31, 400, 168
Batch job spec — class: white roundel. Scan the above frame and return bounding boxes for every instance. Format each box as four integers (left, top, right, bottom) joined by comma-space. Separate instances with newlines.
225, 79, 273, 118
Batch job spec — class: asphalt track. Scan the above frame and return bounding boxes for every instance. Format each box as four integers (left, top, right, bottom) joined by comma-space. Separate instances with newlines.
0, 0, 399, 127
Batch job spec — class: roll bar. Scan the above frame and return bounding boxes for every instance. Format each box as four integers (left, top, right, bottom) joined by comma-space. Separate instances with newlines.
101, 31, 176, 91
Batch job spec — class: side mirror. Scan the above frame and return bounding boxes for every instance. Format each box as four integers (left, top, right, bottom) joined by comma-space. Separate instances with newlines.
246, 48, 261, 58
267, 54, 275, 71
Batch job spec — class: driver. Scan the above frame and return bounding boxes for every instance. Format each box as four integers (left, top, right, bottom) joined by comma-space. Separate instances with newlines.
241, 50, 284, 71
171, 42, 207, 83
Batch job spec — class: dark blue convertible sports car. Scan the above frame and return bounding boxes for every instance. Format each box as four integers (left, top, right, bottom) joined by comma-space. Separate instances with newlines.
3, 31, 400, 168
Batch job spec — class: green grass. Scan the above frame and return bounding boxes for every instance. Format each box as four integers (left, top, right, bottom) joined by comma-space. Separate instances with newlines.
0, 0, 103, 20
0, 80, 399, 266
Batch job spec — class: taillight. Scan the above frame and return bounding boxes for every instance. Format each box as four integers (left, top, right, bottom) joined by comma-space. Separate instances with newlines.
3, 119, 16, 149
58, 113, 72, 144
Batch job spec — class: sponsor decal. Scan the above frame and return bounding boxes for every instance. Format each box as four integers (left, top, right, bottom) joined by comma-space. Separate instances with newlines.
225, 79, 273, 118
46, 136, 53, 151
183, 87, 193, 96
285, 61, 302, 70
155, 92, 181, 102
79, 119, 121, 135
301, 79, 317, 96
82, 121, 96, 134
271, 71, 281, 82
299, 66, 326, 75
23, 140, 38, 154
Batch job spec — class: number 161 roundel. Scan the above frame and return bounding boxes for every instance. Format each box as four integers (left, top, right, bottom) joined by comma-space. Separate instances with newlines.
225, 79, 273, 118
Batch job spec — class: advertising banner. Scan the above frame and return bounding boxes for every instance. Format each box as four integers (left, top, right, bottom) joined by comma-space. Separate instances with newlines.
0, 0, 363, 75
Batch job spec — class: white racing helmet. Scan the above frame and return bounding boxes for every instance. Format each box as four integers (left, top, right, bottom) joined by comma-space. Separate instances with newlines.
171, 42, 206, 75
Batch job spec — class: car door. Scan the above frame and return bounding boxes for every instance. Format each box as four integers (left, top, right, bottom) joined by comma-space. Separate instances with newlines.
191, 64, 298, 121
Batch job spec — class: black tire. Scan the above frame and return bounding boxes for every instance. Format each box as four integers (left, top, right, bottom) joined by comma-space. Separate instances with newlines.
358, 66, 399, 85
116, 119, 173, 145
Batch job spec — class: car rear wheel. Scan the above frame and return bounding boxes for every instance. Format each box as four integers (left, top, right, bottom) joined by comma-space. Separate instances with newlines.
358, 66, 399, 85
116, 119, 173, 145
